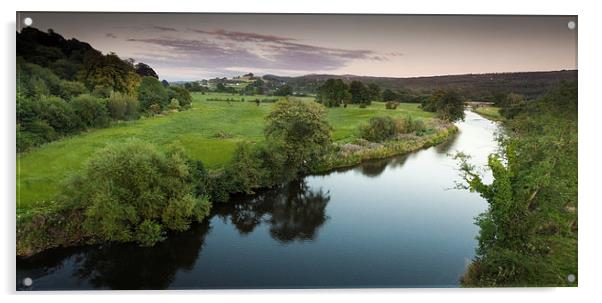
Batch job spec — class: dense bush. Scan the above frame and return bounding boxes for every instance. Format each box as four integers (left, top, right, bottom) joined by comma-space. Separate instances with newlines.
168, 98, 181, 111
61, 140, 211, 246
107, 92, 140, 120
360, 116, 397, 142
402, 115, 427, 134
168, 86, 192, 109
385, 101, 399, 109
137, 76, 169, 112
71, 94, 110, 128
225, 143, 263, 194
39, 95, 81, 134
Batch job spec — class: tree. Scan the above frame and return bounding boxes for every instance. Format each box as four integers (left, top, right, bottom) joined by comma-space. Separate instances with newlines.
424, 90, 465, 122
317, 79, 350, 107
134, 62, 159, 78
382, 89, 398, 102
367, 83, 381, 101
274, 84, 292, 96
62, 140, 211, 246
265, 99, 332, 173
215, 83, 227, 92
349, 81, 371, 106
78, 51, 141, 95
137, 76, 169, 111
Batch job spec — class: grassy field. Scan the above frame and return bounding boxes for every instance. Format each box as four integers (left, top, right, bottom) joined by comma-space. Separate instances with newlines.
17, 93, 434, 210
473, 106, 503, 121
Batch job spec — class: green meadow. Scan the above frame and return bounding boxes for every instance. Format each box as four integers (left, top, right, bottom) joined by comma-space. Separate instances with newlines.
473, 106, 503, 121
17, 93, 434, 210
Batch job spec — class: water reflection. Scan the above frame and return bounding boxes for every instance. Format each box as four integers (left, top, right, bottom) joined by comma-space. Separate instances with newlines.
17, 180, 331, 289
215, 180, 331, 243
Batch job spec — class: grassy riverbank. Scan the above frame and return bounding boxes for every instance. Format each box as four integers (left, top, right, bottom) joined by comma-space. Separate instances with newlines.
18, 93, 436, 210
472, 106, 503, 121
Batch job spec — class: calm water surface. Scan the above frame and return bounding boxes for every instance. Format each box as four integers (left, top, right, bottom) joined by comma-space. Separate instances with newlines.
17, 111, 500, 290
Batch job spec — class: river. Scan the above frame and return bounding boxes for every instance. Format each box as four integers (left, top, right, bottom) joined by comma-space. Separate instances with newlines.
16, 111, 500, 290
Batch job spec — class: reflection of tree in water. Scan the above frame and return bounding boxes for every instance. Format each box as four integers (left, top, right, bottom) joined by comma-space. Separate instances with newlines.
215, 180, 331, 243
72, 222, 211, 289
434, 131, 459, 154
18, 180, 330, 290
355, 155, 410, 178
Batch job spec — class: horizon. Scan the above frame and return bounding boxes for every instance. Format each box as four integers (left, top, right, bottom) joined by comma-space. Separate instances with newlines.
18, 13, 577, 81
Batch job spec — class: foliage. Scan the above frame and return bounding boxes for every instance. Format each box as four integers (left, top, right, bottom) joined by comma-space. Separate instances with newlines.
78, 51, 141, 95
367, 83, 381, 101
382, 88, 398, 102
168, 86, 192, 109
423, 90, 465, 122
61, 140, 211, 246
71, 94, 110, 128
135, 219, 165, 247
359, 116, 397, 142
385, 101, 400, 109
457, 82, 577, 286
137, 76, 169, 111
225, 143, 263, 194
168, 98, 181, 111
265, 99, 332, 173
316, 79, 350, 107
134, 62, 159, 78
274, 84, 293, 96
106, 92, 140, 121
349, 80, 371, 105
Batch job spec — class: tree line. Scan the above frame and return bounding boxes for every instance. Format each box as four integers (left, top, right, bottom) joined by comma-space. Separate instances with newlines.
16, 27, 193, 152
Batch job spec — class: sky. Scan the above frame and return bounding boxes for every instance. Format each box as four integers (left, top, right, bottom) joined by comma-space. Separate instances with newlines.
18, 13, 578, 81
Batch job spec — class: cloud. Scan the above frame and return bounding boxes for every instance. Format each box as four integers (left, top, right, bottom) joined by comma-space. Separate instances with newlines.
153, 26, 178, 32
105, 33, 117, 38
128, 28, 397, 77
189, 28, 295, 43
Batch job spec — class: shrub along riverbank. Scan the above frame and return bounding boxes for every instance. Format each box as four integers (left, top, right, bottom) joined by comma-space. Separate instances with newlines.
17, 96, 455, 257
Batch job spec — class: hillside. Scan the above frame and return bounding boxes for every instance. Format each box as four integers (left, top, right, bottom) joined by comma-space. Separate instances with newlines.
263, 70, 577, 100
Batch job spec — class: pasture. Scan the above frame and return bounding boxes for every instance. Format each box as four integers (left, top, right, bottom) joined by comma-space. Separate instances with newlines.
17, 93, 433, 209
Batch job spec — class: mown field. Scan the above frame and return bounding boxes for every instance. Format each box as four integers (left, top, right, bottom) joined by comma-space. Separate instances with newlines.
17, 93, 434, 210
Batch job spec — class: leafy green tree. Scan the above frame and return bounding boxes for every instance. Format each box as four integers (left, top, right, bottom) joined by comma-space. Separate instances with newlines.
134, 62, 159, 78
367, 83, 381, 101
349, 81, 371, 106
62, 140, 211, 246
317, 79, 350, 107
137, 76, 169, 111
215, 83, 227, 92
382, 89, 398, 102
265, 99, 332, 173
225, 143, 263, 194
78, 51, 141, 95
424, 90, 465, 122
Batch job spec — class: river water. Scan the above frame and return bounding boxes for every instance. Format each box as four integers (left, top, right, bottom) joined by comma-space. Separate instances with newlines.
16, 111, 500, 290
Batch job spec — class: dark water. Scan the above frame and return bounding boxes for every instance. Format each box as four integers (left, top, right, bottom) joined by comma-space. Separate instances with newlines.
17, 111, 500, 290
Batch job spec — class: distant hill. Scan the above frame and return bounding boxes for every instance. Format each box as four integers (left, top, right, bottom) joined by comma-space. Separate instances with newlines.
263, 70, 578, 100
